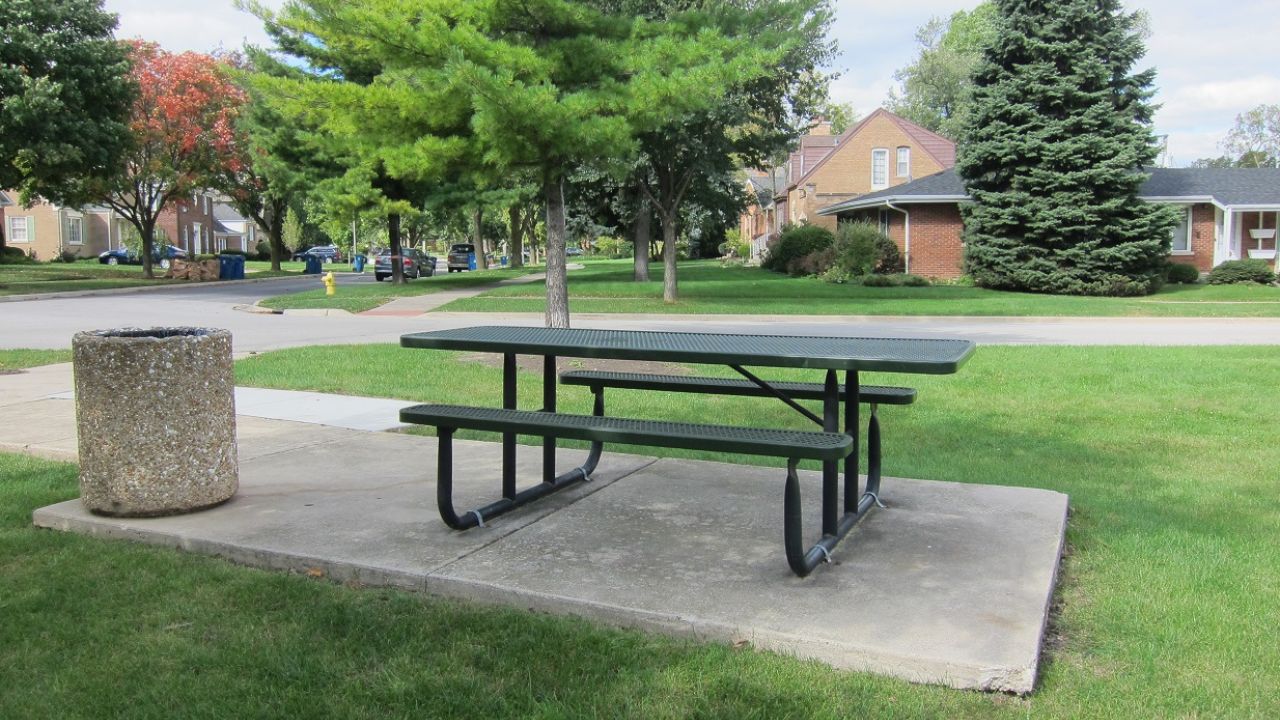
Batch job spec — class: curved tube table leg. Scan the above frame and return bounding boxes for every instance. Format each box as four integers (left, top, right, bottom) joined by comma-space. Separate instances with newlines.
865, 403, 882, 506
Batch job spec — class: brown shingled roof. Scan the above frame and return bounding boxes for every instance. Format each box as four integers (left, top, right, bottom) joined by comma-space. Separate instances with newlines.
787, 108, 957, 192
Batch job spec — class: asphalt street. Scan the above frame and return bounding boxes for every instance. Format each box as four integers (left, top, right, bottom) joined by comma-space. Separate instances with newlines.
2, 273, 1279, 351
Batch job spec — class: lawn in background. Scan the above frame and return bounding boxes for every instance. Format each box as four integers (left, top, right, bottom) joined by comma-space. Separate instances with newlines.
0, 261, 176, 296
440, 260, 1280, 317
4, 344, 1276, 717
0, 349, 71, 371
258, 266, 540, 313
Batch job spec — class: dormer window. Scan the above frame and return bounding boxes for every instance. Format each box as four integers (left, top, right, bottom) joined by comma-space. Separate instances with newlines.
871, 149, 888, 190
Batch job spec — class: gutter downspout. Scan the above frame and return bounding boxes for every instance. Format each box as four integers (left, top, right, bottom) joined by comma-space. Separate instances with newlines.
885, 201, 910, 274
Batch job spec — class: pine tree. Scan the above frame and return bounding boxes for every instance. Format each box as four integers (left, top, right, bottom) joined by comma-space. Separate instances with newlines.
957, 0, 1178, 296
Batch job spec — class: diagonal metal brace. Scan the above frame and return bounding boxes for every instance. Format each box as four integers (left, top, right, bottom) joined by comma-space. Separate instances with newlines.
729, 364, 824, 427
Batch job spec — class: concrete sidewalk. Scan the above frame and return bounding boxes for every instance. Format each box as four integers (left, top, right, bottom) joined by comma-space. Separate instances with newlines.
4, 364, 1067, 694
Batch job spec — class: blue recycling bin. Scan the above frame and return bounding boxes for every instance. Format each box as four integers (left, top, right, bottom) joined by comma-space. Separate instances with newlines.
468, 253, 477, 271
352, 254, 366, 272
230, 255, 245, 280
304, 256, 323, 275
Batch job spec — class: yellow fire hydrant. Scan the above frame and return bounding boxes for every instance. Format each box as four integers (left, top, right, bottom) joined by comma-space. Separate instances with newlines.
323, 271, 336, 296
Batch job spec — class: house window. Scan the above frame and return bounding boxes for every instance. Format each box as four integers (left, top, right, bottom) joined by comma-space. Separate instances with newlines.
878, 209, 890, 236
67, 217, 83, 245
1171, 206, 1192, 254
897, 147, 911, 178
8, 216, 30, 243
872, 149, 888, 189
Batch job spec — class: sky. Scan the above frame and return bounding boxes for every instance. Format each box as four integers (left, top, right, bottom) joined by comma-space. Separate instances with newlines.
105, 0, 1279, 167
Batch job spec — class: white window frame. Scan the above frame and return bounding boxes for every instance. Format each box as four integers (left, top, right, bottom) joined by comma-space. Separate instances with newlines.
66, 216, 84, 245
897, 147, 911, 178
1171, 206, 1193, 255
8, 216, 31, 243
871, 149, 889, 190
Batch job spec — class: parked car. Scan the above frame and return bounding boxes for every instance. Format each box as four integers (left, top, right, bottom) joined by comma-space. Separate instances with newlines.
374, 248, 436, 281
292, 245, 343, 263
446, 243, 475, 272
98, 244, 188, 269
566, 246, 584, 257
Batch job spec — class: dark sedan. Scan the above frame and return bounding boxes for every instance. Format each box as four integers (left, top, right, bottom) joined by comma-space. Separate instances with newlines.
292, 245, 344, 263
98, 244, 188, 269
375, 248, 437, 281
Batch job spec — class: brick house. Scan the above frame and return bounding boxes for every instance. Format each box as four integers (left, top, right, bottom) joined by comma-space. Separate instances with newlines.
817, 167, 1280, 278
738, 109, 956, 259
1, 188, 226, 260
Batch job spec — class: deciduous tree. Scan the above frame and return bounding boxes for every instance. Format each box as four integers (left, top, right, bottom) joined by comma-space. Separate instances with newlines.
886, 3, 996, 139
94, 43, 244, 277
1222, 104, 1280, 168
957, 0, 1177, 296
0, 0, 133, 251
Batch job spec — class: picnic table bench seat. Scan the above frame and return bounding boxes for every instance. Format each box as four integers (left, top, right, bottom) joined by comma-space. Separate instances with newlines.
559, 370, 916, 405
400, 404, 854, 461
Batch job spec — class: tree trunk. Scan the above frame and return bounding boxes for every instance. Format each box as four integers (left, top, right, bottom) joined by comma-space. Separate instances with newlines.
388, 212, 405, 284
140, 218, 156, 279
544, 177, 570, 328
633, 205, 651, 281
508, 205, 524, 268
473, 207, 489, 270
268, 198, 286, 272
662, 211, 678, 303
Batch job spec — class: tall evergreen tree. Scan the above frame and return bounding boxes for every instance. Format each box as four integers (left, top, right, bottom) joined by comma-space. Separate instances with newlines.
957, 0, 1178, 296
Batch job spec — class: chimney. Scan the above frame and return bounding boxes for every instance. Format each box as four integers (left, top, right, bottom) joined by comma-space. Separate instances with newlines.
810, 117, 832, 137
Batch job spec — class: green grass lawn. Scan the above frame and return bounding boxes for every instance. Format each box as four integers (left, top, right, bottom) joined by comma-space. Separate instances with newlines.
5, 343, 1278, 717
258, 266, 540, 313
0, 349, 71, 371
0, 260, 177, 296
440, 260, 1280, 317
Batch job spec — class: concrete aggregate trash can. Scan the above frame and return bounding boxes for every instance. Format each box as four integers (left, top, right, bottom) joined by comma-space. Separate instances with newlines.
72, 327, 238, 517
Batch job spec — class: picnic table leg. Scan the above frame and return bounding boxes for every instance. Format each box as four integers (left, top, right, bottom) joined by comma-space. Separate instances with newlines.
822, 369, 839, 536
503, 353, 517, 500
543, 354, 556, 484
844, 370, 860, 513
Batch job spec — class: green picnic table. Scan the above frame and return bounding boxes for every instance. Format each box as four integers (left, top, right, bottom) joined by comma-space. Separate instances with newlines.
400, 326, 975, 576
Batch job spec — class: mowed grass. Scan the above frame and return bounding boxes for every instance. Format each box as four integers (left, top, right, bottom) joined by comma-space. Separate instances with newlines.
0, 348, 71, 371
4, 344, 1277, 717
440, 260, 1280, 317
0, 261, 176, 296
258, 266, 540, 313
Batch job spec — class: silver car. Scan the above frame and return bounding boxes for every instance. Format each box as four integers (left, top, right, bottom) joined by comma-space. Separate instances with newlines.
374, 248, 436, 281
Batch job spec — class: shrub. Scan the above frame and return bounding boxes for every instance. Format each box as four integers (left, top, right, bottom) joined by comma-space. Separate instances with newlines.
218, 248, 248, 257
1207, 259, 1275, 285
787, 247, 835, 277
820, 266, 854, 284
830, 221, 903, 277
718, 230, 750, 260
0, 246, 34, 264
763, 223, 833, 274
1166, 262, 1200, 284
55, 249, 80, 263
254, 240, 273, 261
594, 236, 631, 258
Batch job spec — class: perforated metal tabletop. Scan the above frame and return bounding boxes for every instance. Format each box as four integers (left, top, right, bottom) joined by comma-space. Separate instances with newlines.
401, 326, 974, 373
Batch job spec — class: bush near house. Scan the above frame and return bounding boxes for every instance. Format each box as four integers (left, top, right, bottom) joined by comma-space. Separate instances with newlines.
1166, 263, 1201, 284
0, 247, 34, 265
1207, 259, 1276, 285
762, 223, 833, 275
861, 273, 930, 287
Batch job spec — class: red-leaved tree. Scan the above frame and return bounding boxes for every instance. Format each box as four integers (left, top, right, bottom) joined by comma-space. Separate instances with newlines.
96, 41, 245, 277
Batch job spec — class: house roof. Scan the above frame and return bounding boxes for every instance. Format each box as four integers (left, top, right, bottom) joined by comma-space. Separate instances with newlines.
787, 109, 958, 195
818, 167, 1280, 215
0, 191, 13, 207
212, 219, 244, 237
213, 202, 249, 224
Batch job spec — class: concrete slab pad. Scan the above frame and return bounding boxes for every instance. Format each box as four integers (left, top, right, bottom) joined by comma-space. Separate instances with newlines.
231, 387, 414, 431
33, 433, 1065, 694
34, 432, 655, 588
434, 460, 1066, 693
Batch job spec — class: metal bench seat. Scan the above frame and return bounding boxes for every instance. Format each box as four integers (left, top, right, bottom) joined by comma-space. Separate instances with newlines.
400, 404, 853, 461
560, 371, 916, 405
